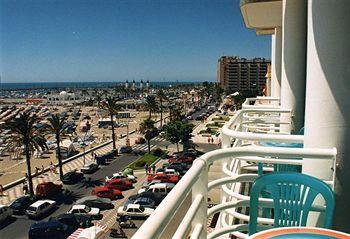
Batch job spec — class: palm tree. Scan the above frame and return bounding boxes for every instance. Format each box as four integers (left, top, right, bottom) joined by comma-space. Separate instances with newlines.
139, 118, 156, 154
99, 97, 121, 149
144, 95, 158, 119
5, 112, 47, 196
156, 89, 167, 128
45, 114, 69, 180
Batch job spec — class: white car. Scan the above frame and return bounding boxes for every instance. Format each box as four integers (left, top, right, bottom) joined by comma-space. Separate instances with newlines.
117, 204, 154, 218
67, 205, 100, 217
0, 205, 13, 223
105, 172, 136, 183
164, 168, 180, 177
26, 200, 56, 218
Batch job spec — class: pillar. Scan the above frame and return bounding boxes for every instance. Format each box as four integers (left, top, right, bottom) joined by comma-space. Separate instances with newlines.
271, 27, 282, 99
303, 0, 350, 231
280, 0, 307, 133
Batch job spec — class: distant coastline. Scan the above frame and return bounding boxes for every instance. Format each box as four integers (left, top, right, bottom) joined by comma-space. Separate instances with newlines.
0, 81, 203, 90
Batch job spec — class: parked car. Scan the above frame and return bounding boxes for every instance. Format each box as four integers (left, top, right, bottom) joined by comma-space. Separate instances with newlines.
49, 213, 92, 229
135, 137, 146, 144
67, 205, 100, 219
26, 200, 56, 218
0, 205, 13, 224
9, 195, 37, 215
146, 172, 179, 184
164, 168, 180, 177
138, 183, 175, 197
36, 182, 62, 198
117, 204, 154, 218
75, 196, 114, 210
61, 170, 84, 184
28, 220, 75, 239
140, 180, 162, 189
167, 162, 188, 174
105, 172, 136, 183
91, 186, 122, 200
123, 195, 138, 207
133, 197, 156, 209
195, 115, 203, 121
105, 179, 133, 191
81, 162, 99, 174
119, 146, 132, 154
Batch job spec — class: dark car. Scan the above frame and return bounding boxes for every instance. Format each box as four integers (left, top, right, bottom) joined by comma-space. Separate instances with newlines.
134, 197, 156, 209
195, 115, 203, 121
119, 146, 132, 154
9, 195, 37, 215
75, 196, 114, 210
61, 171, 84, 184
167, 163, 187, 175
137, 192, 163, 206
49, 213, 93, 229
28, 220, 75, 239
36, 182, 63, 198
80, 162, 99, 174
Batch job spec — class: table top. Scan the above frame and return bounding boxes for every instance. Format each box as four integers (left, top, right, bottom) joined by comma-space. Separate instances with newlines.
249, 227, 350, 239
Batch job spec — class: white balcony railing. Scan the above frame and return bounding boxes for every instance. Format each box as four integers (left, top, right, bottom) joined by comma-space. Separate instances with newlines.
133, 100, 336, 239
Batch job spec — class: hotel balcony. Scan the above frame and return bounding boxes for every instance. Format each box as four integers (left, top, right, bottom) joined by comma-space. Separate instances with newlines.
132, 97, 340, 238
133, 0, 350, 238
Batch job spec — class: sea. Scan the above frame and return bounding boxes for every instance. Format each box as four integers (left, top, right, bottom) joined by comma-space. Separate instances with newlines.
0, 81, 199, 91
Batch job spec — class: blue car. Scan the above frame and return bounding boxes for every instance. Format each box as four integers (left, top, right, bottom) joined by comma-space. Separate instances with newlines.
28, 220, 75, 239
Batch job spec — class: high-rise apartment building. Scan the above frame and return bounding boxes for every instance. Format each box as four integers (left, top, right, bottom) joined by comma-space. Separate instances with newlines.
217, 56, 270, 92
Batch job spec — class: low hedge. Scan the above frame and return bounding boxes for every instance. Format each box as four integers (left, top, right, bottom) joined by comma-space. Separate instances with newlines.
127, 153, 158, 170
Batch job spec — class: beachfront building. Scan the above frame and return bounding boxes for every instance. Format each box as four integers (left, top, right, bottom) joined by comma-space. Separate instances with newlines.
217, 56, 270, 93
45, 91, 85, 105
133, 1, 350, 238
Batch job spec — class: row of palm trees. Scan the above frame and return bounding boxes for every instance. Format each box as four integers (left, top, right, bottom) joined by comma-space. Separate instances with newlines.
5, 112, 69, 196
2, 88, 196, 197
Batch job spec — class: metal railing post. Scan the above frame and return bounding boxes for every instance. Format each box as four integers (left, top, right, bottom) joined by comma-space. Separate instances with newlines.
191, 160, 208, 239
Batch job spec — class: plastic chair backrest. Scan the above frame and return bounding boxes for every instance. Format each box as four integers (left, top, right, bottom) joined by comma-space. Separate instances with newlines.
249, 173, 334, 235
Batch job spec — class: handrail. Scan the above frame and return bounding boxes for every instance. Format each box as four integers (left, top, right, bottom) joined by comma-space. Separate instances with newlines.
132, 146, 336, 239
221, 108, 304, 143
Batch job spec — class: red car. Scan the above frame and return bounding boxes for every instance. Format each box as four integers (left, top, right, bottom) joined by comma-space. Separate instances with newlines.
147, 173, 179, 184
92, 186, 122, 200
168, 156, 194, 164
36, 182, 63, 198
105, 179, 133, 191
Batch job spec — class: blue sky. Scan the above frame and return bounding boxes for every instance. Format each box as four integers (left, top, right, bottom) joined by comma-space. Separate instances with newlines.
0, 0, 270, 83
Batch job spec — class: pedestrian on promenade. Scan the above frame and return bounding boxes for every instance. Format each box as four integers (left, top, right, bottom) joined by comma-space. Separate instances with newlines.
0, 184, 4, 196
152, 164, 156, 174
35, 167, 40, 176
208, 137, 211, 144
23, 182, 28, 195
144, 163, 148, 174
211, 137, 214, 144
148, 167, 151, 174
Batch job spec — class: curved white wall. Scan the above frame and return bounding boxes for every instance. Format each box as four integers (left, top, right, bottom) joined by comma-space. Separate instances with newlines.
303, 0, 350, 231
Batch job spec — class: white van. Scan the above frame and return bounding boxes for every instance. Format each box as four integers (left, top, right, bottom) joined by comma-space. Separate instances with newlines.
138, 183, 175, 196
26, 200, 56, 218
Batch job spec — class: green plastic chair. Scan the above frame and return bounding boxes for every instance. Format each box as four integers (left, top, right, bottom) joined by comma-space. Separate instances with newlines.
249, 172, 334, 235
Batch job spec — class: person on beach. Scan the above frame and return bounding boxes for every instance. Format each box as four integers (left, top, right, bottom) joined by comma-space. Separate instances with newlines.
41, 165, 45, 174
0, 184, 3, 196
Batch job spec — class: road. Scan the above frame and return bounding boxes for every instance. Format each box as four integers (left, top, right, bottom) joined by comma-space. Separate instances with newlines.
0, 136, 169, 239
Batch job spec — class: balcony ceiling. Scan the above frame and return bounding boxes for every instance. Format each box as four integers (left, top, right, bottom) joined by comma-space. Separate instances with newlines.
240, 0, 282, 34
